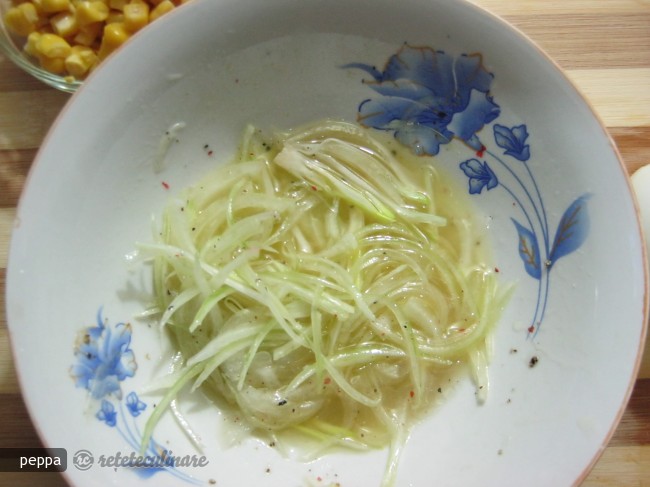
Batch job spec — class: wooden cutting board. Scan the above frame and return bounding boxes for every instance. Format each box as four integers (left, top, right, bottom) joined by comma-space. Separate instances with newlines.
0, 0, 648, 485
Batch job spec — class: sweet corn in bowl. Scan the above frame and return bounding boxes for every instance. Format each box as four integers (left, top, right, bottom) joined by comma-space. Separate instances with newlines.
0, 0, 188, 92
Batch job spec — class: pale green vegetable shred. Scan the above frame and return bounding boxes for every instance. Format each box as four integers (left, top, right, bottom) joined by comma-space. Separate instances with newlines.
138, 120, 509, 486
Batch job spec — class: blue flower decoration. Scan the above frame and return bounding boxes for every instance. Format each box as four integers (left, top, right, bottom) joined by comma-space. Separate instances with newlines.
460, 158, 498, 194
70, 309, 137, 400
494, 124, 530, 161
96, 399, 117, 427
126, 391, 147, 417
344, 44, 500, 156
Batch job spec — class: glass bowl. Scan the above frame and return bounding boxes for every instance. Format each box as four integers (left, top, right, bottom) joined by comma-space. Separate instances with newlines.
0, 0, 191, 93
0, 0, 80, 92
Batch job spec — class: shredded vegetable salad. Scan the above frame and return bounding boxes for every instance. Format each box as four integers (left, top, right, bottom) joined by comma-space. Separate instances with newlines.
137, 120, 509, 486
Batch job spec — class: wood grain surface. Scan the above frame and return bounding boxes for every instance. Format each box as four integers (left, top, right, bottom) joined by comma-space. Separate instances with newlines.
1, 0, 649, 485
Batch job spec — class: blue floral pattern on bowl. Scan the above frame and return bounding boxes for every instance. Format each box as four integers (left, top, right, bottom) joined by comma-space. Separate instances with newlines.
70, 309, 136, 399
70, 309, 201, 483
343, 44, 500, 156
346, 44, 590, 337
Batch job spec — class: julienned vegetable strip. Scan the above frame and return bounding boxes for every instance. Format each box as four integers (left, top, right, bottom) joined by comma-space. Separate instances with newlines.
139, 363, 203, 455
138, 120, 508, 487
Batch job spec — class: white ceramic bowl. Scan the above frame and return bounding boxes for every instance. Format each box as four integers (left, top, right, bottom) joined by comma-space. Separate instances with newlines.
6, 0, 647, 486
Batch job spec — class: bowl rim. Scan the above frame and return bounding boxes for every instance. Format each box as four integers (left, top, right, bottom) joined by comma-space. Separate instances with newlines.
469, 1, 649, 481
459, 4, 650, 476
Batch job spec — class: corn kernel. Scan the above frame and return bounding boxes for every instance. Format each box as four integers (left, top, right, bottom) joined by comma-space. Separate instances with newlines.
107, 0, 127, 10
106, 10, 124, 23
123, 2, 148, 32
39, 54, 66, 73
40, 0, 70, 13
36, 32, 71, 58
75, 1, 109, 25
70, 43, 94, 58
4, 3, 39, 36
65, 45, 97, 77
73, 21, 102, 45
64, 53, 85, 77
50, 11, 78, 37
97, 21, 129, 59
31, 0, 44, 14
23, 31, 41, 56
149, 0, 173, 22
